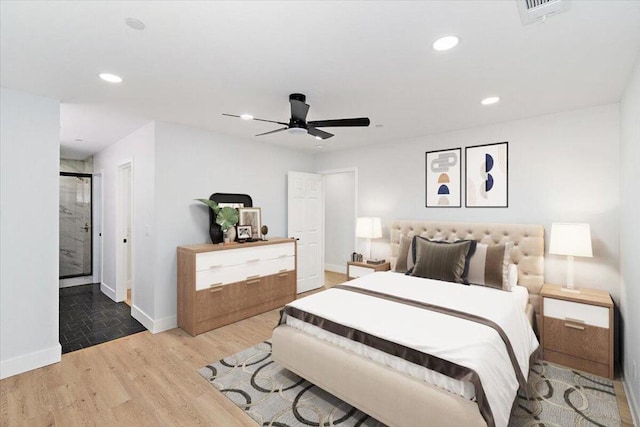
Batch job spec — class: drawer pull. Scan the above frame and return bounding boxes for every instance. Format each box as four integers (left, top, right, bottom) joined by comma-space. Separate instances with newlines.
209, 265, 222, 269
565, 323, 585, 331
279, 269, 288, 273
246, 258, 260, 263
246, 279, 261, 285
209, 282, 222, 288
209, 287, 223, 293
278, 273, 288, 278
564, 317, 585, 324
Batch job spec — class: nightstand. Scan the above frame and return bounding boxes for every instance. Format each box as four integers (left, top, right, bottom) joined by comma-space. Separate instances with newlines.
347, 261, 390, 280
540, 283, 614, 379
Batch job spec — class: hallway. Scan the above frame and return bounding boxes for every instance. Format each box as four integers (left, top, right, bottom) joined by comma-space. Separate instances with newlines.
59, 283, 145, 353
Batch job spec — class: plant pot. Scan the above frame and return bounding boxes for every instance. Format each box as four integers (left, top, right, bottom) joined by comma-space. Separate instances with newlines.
223, 227, 236, 244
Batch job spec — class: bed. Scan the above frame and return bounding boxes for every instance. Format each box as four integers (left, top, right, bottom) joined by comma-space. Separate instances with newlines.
272, 220, 545, 427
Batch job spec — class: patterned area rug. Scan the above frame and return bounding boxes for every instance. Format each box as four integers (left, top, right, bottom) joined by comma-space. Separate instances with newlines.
198, 341, 622, 427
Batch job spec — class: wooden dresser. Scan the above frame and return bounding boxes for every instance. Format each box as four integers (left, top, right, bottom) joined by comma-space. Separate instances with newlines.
177, 238, 296, 336
541, 283, 614, 379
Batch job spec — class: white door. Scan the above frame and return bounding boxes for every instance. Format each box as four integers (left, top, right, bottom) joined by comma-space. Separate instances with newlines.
288, 171, 323, 293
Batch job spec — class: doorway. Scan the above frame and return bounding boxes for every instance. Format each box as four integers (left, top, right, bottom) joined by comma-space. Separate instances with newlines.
320, 169, 357, 275
59, 172, 93, 285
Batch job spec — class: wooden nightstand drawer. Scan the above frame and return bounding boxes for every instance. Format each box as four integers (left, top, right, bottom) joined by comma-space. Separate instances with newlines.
544, 350, 610, 378
543, 298, 609, 328
543, 316, 609, 364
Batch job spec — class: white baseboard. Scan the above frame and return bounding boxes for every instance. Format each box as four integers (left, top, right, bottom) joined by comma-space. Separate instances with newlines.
100, 282, 117, 301
59, 276, 93, 288
325, 263, 347, 274
0, 343, 61, 380
622, 375, 639, 426
131, 304, 177, 334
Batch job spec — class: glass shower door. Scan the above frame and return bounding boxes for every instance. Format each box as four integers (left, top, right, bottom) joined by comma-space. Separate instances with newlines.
59, 173, 92, 278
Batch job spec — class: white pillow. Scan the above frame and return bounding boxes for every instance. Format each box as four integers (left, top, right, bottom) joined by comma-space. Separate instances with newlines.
509, 264, 518, 289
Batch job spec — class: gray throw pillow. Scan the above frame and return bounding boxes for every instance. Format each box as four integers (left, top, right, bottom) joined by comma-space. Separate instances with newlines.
394, 234, 412, 273
410, 239, 473, 284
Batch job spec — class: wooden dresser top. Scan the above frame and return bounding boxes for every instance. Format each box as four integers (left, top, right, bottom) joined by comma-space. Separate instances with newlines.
178, 237, 294, 254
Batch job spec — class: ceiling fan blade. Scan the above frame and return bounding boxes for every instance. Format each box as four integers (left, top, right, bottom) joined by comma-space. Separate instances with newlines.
290, 99, 310, 121
307, 117, 370, 128
308, 127, 334, 140
255, 127, 288, 137
222, 113, 288, 126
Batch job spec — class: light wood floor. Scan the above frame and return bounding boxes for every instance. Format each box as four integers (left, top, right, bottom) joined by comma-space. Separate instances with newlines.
1, 271, 634, 426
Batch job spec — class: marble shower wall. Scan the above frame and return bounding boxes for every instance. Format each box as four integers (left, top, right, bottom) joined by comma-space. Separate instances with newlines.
60, 158, 93, 279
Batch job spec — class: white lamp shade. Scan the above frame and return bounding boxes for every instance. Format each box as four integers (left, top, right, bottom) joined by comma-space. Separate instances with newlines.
356, 217, 382, 239
549, 223, 593, 257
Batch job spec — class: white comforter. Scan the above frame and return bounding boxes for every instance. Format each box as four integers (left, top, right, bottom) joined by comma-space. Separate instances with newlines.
283, 271, 539, 427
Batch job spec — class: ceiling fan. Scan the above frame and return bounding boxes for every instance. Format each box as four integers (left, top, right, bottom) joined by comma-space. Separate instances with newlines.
223, 93, 370, 140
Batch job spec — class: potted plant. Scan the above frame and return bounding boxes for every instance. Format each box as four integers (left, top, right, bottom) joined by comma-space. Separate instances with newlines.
195, 199, 239, 244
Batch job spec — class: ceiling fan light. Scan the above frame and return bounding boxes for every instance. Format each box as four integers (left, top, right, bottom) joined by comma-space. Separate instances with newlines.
239, 114, 254, 120
315, 136, 322, 140
287, 127, 307, 135
433, 36, 459, 51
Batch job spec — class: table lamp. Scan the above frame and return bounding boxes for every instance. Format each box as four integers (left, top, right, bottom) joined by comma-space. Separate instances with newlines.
356, 217, 382, 263
549, 222, 593, 293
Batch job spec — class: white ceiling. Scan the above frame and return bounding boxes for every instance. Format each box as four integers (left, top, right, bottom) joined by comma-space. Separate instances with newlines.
1, 1, 639, 159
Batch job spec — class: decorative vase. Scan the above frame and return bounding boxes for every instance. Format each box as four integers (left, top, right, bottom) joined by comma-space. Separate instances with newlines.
209, 223, 223, 244
224, 226, 236, 244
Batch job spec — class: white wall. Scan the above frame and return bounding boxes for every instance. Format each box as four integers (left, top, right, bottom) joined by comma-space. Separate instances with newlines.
619, 57, 640, 423
0, 88, 61, 379
316, 104, 621, 300
93, 122, 156, 329
323, 171, 356, 273
153, 121, 316, 327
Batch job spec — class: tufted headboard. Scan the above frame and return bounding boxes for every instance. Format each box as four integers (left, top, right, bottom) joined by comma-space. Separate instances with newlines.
390, 220, 545, 326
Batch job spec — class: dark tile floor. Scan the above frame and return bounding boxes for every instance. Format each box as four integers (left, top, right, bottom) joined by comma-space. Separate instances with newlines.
59, 283, 146, 354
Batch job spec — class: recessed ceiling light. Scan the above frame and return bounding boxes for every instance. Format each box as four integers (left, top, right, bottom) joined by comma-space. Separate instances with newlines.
125, 18, 146, 30
375, 124, 384, 128
240, 114, 254, 120
481, 96, 500, 105
99, 73, 123, 83
75, 138, 84, 142
432, 36, 459, 51
316, 144, 324, 149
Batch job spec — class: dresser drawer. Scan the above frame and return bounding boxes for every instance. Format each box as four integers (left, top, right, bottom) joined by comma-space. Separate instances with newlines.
195, 255, 295, 290
543, 298, 609, 328
543, 316, 609, 364
349, 265, 375, 279
195, 242, 294, 271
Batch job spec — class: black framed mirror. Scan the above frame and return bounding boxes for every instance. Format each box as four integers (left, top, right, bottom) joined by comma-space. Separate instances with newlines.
208, 193, 253, 243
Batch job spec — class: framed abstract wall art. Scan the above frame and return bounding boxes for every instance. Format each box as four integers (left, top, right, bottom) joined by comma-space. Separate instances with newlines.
465, 142, 508, 208
425, 148, 461, 207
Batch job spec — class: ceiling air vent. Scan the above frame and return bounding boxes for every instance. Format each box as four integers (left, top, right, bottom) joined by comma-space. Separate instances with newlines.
517, 0, 570, 25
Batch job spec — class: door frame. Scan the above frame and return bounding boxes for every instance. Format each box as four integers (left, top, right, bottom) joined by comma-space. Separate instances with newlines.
318, 168, 358, 274
59, 172, 93, 279
92, 170, 103, 285
115, 160, 134, 303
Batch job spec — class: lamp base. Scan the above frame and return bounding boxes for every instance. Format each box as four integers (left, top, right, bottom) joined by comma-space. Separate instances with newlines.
560, 287, 581, 294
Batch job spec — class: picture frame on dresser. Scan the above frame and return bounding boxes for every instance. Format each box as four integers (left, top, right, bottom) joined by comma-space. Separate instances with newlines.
238, 207, 262, 240
425, 147, 461, 208
236, 225, 252, 240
